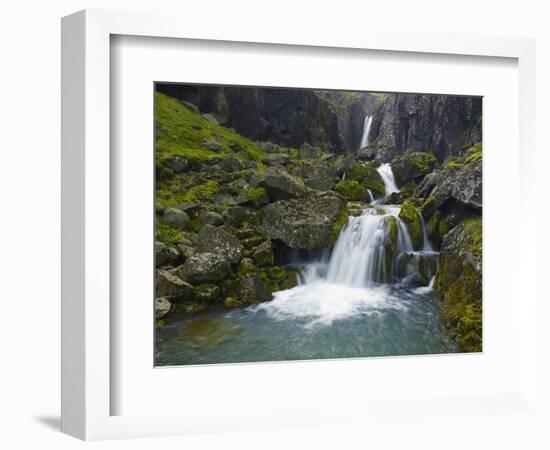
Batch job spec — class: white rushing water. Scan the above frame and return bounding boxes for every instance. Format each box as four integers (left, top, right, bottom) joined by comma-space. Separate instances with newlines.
359, 115, 373, 149
377, 163, 400, 196
258, 203, 438, 327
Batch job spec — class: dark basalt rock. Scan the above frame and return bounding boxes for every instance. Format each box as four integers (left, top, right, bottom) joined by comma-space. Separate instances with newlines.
390, 152, 438, 186
420, 159, 482, 220
366, 94, 482, 163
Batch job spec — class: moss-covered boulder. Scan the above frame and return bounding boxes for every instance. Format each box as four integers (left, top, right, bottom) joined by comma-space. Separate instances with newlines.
194, 283, 222, 303
258, 168, 306, 201
347, 162, 385, 198
225, 273, 272, 304
334, 180, 371, 202
384, 216, 399, 279
433, 217, 482, 352
426, 210, 449, 250
398, 200, 423, 250
181, 252, 231, 284
391, 152, 437, 186
262, 195, 348, 250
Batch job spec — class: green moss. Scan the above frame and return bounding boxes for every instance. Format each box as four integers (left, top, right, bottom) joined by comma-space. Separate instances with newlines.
433, 217, 482, 352
241, 187, 268, 207
157, 180, 219, 207
155, 219, 182, 245
224, 297, 243, 308
237, 260, 258, 275
347, 163, 385, 197
398, 200, 423, 250
384, 216, 398, 279
335, 180, 371, 202
400, 180, 417, 198
330, 207, 350, 244
155, 92, 264, 163
426, 210, 449, 250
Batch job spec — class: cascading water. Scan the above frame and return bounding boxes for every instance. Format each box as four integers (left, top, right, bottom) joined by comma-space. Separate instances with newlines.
156, 163, 455, 365
359, 115, 373, 149
377, 163, 400, 196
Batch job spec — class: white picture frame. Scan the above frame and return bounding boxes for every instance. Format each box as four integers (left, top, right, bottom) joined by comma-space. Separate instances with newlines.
61, 9, 538, 441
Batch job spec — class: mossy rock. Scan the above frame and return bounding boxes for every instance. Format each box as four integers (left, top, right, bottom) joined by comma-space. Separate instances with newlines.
391, 152, 438, 186
426, 210, 449, 250
398, 200, 423, 250
347, 163, 385, 198
384, 216, 399, 279
433, 217, 482, 352
193, 283, 222, 304
224, 296, 244, 308
335, 180, 371, 202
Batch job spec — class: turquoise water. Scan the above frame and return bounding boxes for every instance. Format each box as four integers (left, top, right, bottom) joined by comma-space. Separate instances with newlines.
155, 283, 456, 366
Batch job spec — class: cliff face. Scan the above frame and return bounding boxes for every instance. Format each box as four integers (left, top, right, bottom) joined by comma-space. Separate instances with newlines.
156, 84, 379, 153
362, 94, 482, 163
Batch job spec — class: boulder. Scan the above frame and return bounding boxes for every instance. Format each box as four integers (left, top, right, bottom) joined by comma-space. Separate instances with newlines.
155, 269, 195, 301
391, 152, 438, 186
434, 217, 482, 352
259, 168, 306, 201
222, 206, 251, 226
420, 159, 482, 220
398, 200, 423, 250
182, 252, 231, 284
335, 180, 371, 202
200, 211, 224, 226
202, 138, 223, 152
164, 156, 189, 173
174, 202, 202, 214
262, 195, 348, 250
162, 207, 189, 231
347, 162, 385, 198
197, 224, 244, 264
302, 165, 337, 191
257, 141, 279, 153
155, 297, 173, 319
155, 241, 180, 267
224, 297, 244, 308
194, 283, 222, 303
221, 156, 243, 172
225, 274, 272, 304
252, 240, 274, 267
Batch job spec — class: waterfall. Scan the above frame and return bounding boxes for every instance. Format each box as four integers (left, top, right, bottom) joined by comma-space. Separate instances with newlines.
377, 163, 399, 196
359, 116, 373, 149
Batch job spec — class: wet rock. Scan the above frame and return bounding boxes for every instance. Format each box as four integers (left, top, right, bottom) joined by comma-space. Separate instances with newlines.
262, 195, 347, 250
163, 207, 189, 231
398, 200, 423, 250
197, 224, 244, 264
335, 180, 371, 202
226, 273, 272, 304
347, 162, 385, 198
155, 297, 173, 319
224, 297, 244, 308
182, 252, 231, 284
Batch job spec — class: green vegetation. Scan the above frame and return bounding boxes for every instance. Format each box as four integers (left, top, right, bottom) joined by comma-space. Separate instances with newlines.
156, 219, 182, 245
241, 187, 268, 207
329, 207, 350, 244
157, 180, 219, 207
347, 163, 385, 197
434, 217, 482, 352
398, 200, 423, 250
335, 179, 371, 202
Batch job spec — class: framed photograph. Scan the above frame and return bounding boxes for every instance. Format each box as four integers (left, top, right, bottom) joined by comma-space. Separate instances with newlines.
62, 9, 538, 441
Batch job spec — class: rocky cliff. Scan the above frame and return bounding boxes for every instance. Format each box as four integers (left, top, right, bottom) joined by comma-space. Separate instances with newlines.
361, 93, 482, 163
156, 83, 381, 153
